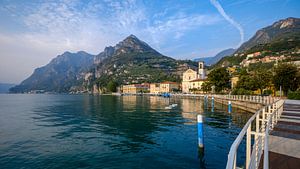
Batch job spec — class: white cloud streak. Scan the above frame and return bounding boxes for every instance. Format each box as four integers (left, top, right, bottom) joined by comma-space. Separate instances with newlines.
210, 0, 244, 47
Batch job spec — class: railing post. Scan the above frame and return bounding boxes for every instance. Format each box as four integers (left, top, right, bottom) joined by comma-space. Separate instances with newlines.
262, 108, 266, 132
264, 118, 270, 169
255, 113, 260, 167
234, 154, 237, 169
246, 124, 251, 169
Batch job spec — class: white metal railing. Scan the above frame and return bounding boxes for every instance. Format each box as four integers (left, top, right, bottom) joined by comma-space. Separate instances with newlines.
226, 99, 284, 169
211, 95, 280, 105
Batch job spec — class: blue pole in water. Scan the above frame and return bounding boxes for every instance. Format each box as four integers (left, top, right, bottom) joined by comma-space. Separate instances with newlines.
197, 115, 204, 149
211, 96, 214, 111
228, 101, 232, 113
204, 96, 207, 109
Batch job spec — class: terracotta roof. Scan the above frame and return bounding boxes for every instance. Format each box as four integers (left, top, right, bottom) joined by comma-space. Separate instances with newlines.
189, 79, 207, 82
160, 81, 179, 84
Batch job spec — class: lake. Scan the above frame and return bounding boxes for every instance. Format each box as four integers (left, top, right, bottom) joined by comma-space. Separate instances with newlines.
0, 94, 252, 169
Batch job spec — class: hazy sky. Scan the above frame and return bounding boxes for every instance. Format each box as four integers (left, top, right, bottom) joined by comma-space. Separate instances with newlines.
0, 0, 300, 84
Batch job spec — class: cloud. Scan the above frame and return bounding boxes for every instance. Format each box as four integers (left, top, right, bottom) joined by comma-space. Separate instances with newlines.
210, 0, 244, 47
0, 0, 221, 83
145, 13, 221, 49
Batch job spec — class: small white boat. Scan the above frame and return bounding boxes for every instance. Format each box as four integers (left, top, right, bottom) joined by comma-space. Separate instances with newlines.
165, 106, 172, 110
171, 104, 178, 107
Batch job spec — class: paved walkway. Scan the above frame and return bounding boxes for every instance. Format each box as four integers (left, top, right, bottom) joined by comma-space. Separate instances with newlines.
268, 100, 300, 169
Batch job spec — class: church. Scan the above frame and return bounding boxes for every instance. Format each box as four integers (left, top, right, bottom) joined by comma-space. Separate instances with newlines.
182, 61, 207, 93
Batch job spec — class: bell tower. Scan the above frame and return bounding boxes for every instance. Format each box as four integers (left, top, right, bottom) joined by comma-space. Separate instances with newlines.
198, 61, 206, 79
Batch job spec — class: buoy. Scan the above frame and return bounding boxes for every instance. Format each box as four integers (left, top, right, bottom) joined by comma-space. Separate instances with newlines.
197, 115, 204, 149
228, 101, 232, 113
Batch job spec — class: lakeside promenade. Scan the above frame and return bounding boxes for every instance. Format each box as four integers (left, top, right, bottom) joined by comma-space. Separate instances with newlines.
223, 96, 300, 169
266, 100, 300, 169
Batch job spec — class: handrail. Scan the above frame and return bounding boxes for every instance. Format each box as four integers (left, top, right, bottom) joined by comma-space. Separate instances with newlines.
226, 109, 260, 169
225, 98, 284, 169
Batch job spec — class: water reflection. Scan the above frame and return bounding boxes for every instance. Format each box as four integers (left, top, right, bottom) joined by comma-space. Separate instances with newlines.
0, 94, 252, 169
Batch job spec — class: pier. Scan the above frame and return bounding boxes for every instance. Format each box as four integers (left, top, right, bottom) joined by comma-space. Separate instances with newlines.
222, 95, 300, 169
265, 100, 300, 169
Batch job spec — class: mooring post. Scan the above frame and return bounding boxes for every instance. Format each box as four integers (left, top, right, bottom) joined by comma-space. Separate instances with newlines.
228, 101, 232, 113
197, 115, 204, 149
211, 96, 214, 112
204, 95, 208, 109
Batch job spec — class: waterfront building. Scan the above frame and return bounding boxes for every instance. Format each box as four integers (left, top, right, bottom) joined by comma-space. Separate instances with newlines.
150, 83, 160, 94
159, 81, 180, 93
182, 61, 207, 93
188, 79, 206, 93
149, 82, 180, 94
122, 83, 150, 94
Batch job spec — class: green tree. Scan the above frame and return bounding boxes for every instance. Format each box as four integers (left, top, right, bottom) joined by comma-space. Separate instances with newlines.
208, 67, 230, 93
235, 68, 272, 95
201, 82, 212, 93
252, 68, 272, 95
273, 63, 300, 96
106, 80, 118, 92
233, 69, 256, 95
235, 73, 257, 91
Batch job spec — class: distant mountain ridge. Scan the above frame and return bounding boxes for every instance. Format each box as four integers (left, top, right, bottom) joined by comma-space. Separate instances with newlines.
213, 17, 300, 68
194, 48, 236, 65
236, 17, 300, 53
11, 35, 197, 93
10, 51, 94, 93
0, 83, 15, 93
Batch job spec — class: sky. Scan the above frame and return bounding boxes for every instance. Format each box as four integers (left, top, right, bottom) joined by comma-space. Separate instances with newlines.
0, 0, 300, 84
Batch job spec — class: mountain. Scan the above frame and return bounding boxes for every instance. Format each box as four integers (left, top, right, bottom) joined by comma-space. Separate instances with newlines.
10, 51, 94, 93
236, 17, 300, 53
10, 35, 197, 93
94, 35, 161, 64
194, 48, 236, 65
90, 35, 197, 91
0, 83, 15, 93
212, 17, 300, 69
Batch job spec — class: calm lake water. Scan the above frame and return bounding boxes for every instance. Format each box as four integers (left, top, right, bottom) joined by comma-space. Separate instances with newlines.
0, 94, 252, 169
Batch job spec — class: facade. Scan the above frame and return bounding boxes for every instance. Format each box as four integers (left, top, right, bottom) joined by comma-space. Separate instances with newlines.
182, 61, 207, 93
149, 82, 180, 94
189, 79, 206, 92
122, 83, 150, 94
150, 83, 160, 94
182, 69, 198, 93
159, 81, 180, 93
231, 76, 239, 89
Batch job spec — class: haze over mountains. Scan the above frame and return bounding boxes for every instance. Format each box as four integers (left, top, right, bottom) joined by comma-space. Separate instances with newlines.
10, 52, 94, 93
194, 48, 236, 65
0, 83, 15, 93
10, 35, 196, 93
9, 17, 300, 93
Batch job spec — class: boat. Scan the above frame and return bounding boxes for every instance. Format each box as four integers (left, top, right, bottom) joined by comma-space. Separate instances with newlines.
165, 106, 172, 110
171, 104, 178, 107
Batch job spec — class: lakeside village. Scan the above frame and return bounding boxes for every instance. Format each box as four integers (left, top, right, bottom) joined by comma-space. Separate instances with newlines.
119, 61, 226, 96
116, 51, 300, 97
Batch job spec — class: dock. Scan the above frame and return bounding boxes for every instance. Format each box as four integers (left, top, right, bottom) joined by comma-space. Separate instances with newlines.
267, 100, 300, 169
224, 95, 300, 169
